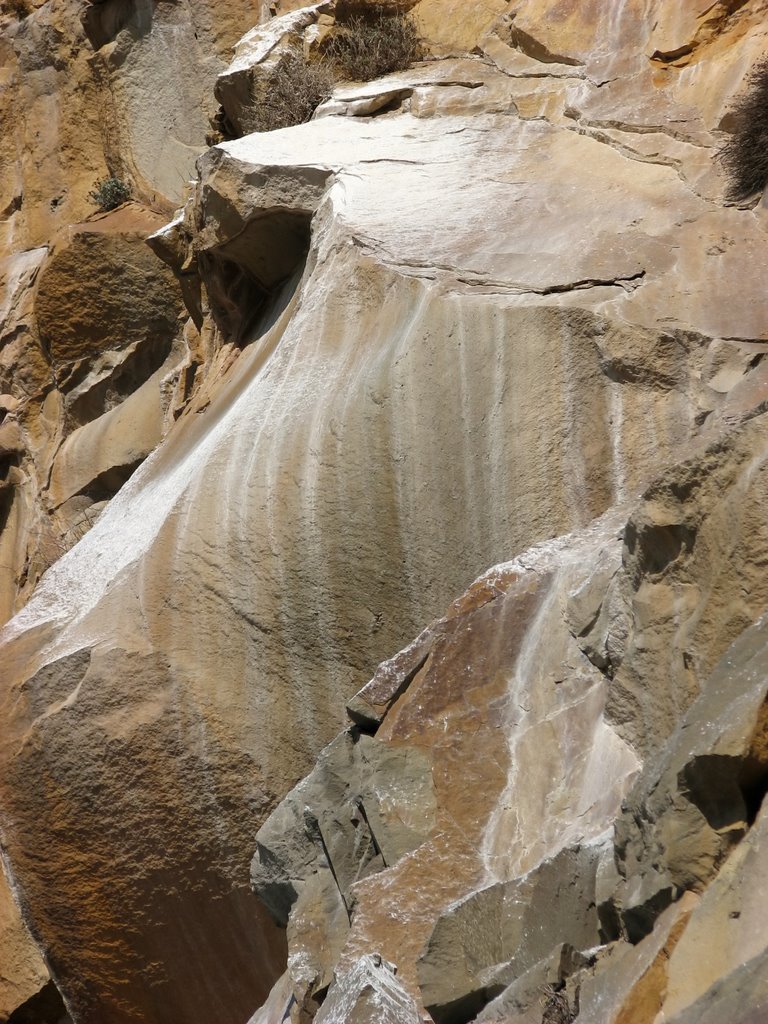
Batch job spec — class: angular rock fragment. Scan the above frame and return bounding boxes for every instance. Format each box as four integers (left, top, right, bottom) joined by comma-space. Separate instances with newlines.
575, 893, 698, 1023
418, 842, 603, 1024
345, 625, 436, 730
475, 944, 590, 1023
252, 730, 435, 1008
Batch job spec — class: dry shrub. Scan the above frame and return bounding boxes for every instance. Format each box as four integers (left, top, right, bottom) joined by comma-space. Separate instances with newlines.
248, 7, 422, 133
719, 57, 768, 202
540, 984, 577, 1024
5, 0, 31, 19
252, 51, 335, 133
325, 6, 422, 82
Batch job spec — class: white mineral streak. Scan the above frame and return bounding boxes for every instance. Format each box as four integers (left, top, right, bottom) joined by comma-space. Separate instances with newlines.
480, 513, 640, 881
5, 81, 762, 673
314, 955, 421, 1024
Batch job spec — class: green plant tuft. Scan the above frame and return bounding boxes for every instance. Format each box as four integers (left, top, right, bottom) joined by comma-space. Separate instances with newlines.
719, 57, 768, 202
88, 177, 132, 212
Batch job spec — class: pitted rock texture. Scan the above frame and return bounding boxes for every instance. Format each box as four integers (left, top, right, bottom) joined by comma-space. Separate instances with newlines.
1, 0, 768, 1023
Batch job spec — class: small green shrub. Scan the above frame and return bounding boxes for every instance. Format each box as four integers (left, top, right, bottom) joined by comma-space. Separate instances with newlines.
252, 52, 335, 133
719, 57, 768, 202
325, 6, 422, 83
88, 177, 132, 212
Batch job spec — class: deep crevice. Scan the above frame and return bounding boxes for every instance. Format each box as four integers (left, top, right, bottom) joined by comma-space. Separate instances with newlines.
199, 212, 312, 345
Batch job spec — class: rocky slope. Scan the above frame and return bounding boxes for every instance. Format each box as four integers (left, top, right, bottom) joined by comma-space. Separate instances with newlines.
0, 0, 767, 1022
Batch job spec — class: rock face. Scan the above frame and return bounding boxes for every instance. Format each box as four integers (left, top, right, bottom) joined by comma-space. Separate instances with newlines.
0, 0, 768, 1023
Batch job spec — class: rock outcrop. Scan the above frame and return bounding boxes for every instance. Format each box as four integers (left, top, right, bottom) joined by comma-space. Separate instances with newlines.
0, 0, 767, 1022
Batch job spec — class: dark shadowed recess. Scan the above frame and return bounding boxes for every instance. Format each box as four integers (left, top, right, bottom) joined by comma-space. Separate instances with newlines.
199, 211, 311, 345
7, 980, 72, 1024
81, 0, 154, 50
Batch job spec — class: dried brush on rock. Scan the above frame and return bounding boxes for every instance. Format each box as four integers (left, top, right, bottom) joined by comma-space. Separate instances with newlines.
719, 57, 768, 202
540, 983, 578, 1024
252, 51, 335, 133
324, 6, 422, 82
4, 0, 31, 19
248, 7, 422, 133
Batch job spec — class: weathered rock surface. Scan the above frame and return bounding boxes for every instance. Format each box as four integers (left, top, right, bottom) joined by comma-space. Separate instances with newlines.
252, 404, 768, 1021
1, 0, 768, 1022
0, 0, 320, 623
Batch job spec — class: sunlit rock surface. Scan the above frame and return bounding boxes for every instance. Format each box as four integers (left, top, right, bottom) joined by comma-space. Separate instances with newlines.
0, 0, 768, 1022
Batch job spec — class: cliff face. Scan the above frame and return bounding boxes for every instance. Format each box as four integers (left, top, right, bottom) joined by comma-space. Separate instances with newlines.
0, 1, 767, 1023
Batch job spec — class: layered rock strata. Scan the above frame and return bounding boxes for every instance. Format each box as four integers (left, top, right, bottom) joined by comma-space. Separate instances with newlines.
0, 0, 767, 1023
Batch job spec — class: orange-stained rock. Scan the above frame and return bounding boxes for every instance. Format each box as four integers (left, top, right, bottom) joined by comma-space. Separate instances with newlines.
413, 0, 508, 52
574, 893, 699, 1024
36, 206, 181, 370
